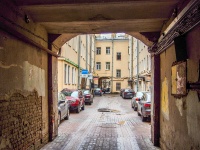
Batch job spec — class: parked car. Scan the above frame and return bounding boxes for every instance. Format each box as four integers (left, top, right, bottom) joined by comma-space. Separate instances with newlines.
69, 90, 85, 113
94, 88, 103, 96
58, 92, 70, 126
131, 91, 147, 111
102, 88, 110, 94
137, 92, 151, 122
120, 88, 125, 96
61, 88, 74, 96
83, 89, 93, 105
122, 88, 135, 99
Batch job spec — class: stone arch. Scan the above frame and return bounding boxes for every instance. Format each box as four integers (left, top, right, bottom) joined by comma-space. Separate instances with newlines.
51, 32, 156, 52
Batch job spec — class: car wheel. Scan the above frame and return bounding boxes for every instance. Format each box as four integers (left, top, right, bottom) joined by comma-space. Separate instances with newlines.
76, 105, 80, 113
82, 103, 85, 110
131, 103, 134, 108
64, 109, 69, 120
141, 114, 146, 122
58, 113, 61, 126
134, 107, 137, 111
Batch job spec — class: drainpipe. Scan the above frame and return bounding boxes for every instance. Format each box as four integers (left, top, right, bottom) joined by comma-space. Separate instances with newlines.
90, 35, 92, 73
78, 35, 81, 89
131, 37, 133, 89
86, 35, 88, 70
85, 35, 88, 89
111, 36, 114, 93
137, 39, 139, 91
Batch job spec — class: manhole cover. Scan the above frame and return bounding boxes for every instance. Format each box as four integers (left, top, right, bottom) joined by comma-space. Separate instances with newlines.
98, 108, 111, 112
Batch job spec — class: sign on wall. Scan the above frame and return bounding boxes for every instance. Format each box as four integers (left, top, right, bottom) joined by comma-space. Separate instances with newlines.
81, 69, 89, 78
171, 61, 187, 97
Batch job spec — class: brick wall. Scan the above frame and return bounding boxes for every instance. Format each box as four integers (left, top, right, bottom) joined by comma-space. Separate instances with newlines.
0, 91, 47, 150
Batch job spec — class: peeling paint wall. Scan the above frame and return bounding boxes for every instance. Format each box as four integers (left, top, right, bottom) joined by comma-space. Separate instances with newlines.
160, 24, 200, 150
0, 3, 49, 147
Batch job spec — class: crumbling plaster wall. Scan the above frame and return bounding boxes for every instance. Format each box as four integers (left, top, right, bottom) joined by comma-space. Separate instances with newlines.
0, 1, 50, 149
160, 24, 200, 150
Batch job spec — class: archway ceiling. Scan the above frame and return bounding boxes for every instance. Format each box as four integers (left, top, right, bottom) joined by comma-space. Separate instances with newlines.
16, 0, 181, 46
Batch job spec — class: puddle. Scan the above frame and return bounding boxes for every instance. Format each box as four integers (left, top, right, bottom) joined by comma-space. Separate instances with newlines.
98, 108, 121, 113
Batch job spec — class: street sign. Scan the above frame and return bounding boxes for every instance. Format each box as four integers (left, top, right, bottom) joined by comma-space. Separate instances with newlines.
82, 69, 89, 74
88, 73, 93, 79
81, 69, 89, 78
81, 74, 88, 78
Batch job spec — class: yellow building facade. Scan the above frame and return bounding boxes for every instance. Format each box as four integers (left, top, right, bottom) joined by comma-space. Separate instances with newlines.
95, 33, 130, 93
58, 35, 95, 92
58, 33, 151, 93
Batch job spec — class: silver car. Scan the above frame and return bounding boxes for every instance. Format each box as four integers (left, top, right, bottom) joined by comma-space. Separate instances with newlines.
131, 91, 147, 111
58, 92, 70, 126
137, 92, 151, 122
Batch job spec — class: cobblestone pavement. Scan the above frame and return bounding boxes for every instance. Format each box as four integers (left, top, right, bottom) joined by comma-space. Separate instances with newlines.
41, 94, 160, 150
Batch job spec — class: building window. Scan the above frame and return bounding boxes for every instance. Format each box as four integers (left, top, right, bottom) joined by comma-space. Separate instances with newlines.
116, 69, 121, 78
74, 68, 76, 84
106, 47, 110, 54
72, 67, 74, 84
96, 62, 101, 70
106, 62, 110, 70
64, 64, 68, 84
96, 47, 101, 55
68, 66, 70, 84
117, 52, 121, 60
116, 82, 121, 91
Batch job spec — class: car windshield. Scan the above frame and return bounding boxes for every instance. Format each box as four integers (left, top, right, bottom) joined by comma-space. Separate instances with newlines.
125, 89, 133, 92
58, 92, 65, 101
95, 88, 100, 91
71, 91, 78, 98
84, 90, 90, 94
62, 91, 73, 96
136, 92, 143, 97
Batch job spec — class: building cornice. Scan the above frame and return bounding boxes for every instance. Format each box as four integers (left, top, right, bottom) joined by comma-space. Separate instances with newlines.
148, 0, 200, 54
58, 57, 83, 70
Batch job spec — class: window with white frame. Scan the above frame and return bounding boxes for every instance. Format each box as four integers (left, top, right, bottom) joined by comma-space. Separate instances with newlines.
117, 52, 121, 60
64, 64, 68, 84
96, 47, 101, 55
68, 66, 70, 84
96, 62, 101, 70
116, 82, 121, 91
116, 69, 121, 78
106, 62, 110, 70
106, 47, 110, 54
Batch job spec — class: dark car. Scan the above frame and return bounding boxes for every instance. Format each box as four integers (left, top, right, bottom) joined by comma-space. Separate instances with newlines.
131, 91, 147, 111
94, 88, 103, 96
102, 88, 110, 94
120, 88, 125, 96
58, 92, 70, 126
83, 89, 94, 105
137, 92, 151, 122
122, 88, 135, 99
69, 90, 85, 113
